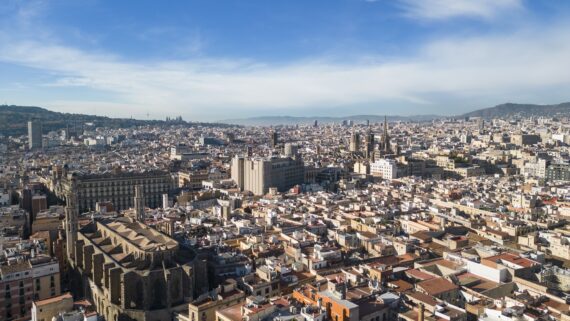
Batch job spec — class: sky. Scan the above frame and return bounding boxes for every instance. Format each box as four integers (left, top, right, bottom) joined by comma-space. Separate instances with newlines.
1, 0, 570, 121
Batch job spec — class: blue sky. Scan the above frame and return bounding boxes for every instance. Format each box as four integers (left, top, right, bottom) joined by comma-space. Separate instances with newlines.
1, 0, 570, 120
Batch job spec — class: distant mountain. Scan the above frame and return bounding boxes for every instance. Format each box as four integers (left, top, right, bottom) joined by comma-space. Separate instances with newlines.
0, 105, 228, 136
460, 102, 570, 119
4, 101, 567, 136
220, 114, 441, 126
221, 102, 570, 125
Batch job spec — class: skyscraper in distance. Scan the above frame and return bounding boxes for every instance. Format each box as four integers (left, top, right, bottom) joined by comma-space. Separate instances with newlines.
365, 130, 375, 159
284, 143, 299, 157
382, 116, 391, 153
28, 120, 42, 150
350, 131, 360, 152
270, 131, 279, 148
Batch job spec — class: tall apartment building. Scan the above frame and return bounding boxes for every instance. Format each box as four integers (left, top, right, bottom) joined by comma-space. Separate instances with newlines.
349, 132, 360, 152
0, 256, 61, 321
27, 121, 42, 150
546, 163, 570, 181
365, 130, 375, 158
511, 134, 540, 146
31, 196, 47, 223
270, 131, 279, 149
284, 143, 299, 157
370, 159, 398, 180
353, 161, 370, 175
0, 262, 32, 321
56, 170, 172, 213
380, 115, 391, 153
523, 159, 547, 178
231, 156, 304, 195
21, 183, 47, 227
30, 257, 61, 301
231, 156, 246, 191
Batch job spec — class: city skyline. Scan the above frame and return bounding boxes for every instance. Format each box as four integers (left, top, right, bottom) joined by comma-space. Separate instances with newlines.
4, 2, 570, 321
1, 0, 570, 120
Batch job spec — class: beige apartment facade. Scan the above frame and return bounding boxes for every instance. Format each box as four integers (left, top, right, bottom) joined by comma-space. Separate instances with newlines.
231, 156, 304, 195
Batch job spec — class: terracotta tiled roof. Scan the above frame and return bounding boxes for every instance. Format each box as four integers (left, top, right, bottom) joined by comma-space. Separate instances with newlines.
417, 277, 459, 296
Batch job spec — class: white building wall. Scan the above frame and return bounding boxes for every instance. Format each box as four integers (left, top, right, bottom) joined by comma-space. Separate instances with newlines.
466, 260, 507, 283
370, 159, 397, 179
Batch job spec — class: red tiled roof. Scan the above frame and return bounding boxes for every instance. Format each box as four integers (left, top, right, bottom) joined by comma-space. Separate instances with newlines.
405, 269, 435, 281
485, 252, 538, 268
417, 277, 459, 296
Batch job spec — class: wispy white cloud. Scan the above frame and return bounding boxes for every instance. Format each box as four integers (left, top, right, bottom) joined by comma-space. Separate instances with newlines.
397, 0, 523, 20
0, 0, 568, 120
1, 21, 570, 119
13, 0, 47, 24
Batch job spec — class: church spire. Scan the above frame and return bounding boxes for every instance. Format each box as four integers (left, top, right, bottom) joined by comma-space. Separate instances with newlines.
134, 185, 145, 223
65, 179, 78, 265
383, 115, 390, 153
